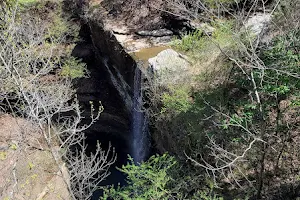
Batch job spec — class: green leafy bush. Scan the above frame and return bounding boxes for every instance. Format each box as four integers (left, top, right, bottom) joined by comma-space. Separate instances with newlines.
61, 57, 88, 79
162, 87, 192, 113
101, 154, 176, 200
193, 190, 224, 200
4, 0, 38, 7
172, 20, 237, 58
259, 29, 300, 96
16, 1, 80, 44
18, 0, 38, 5
172, 29, 204, 52
46, 12, 80, 43
204, 0, 240, 9
101, 154, 224, 200
212, 20, 237, 48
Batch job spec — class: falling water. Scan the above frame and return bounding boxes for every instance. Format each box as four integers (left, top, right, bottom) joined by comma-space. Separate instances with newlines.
131, 67, 149, 164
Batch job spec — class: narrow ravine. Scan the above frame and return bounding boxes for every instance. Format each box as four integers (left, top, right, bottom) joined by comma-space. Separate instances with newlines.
73, 20, 153, 199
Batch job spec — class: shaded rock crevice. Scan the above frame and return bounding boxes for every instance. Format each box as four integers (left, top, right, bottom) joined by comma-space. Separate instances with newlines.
70, 20, 139, 198
88, 19, 138, 112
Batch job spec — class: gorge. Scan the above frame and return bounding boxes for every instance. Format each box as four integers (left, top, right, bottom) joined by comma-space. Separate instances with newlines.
72, 19, 152, 198
2, 1, 299, 199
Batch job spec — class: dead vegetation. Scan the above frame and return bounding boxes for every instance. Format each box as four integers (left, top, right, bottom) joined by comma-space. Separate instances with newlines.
0, 2, 116, 199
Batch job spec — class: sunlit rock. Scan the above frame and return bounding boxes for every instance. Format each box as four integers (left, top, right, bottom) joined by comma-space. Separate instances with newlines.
148, 49, 190, 85
245, 13, 271, 36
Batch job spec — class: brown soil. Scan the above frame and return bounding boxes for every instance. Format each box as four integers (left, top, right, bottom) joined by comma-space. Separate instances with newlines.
0, 114, 70, 200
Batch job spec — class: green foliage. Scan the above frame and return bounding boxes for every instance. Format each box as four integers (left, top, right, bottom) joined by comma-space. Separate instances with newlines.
101, 154, 224, 200
1, 0, 17, 7
291, 98, 300, 107
193, 190, 224, 200
172, 20, 237, 59
15, 1, 80, 43
0, 152, 7, 160
162, 87, 192, 113
1, 0, 38, 8
147, 2, 300, 199
212, 20, 237, 48
10, 143, 18, 150
259, 29, 300, 96
46, 12, 80, 43
172, 29, 204, 52
204, 0, 240, 9
18, 0, 38, 5
101, 154, 176, 200
154, 28, 300, 200
6, 0, 40, 11
217, 28, 300, 175
61, 57, 88, 79
263, 30, 300, 69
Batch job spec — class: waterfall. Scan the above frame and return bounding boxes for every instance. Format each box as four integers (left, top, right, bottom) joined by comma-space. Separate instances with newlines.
102, 56, 149, 164
131, 67, 149, 164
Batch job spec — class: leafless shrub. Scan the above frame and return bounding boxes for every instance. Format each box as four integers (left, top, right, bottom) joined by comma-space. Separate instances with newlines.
67, 142, 116, 200
0, 3, 115, 200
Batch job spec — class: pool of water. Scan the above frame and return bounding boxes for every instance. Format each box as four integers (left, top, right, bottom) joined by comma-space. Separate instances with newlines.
130, 46, 170, 66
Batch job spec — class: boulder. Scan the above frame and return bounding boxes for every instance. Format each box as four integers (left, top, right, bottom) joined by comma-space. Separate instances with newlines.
148, 49, 190, 85
245, 13, 271, 36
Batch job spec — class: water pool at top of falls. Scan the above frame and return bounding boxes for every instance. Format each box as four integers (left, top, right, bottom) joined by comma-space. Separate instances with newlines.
130, 46, 169, 66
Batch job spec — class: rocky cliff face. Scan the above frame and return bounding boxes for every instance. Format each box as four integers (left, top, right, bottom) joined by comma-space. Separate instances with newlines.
89, 19, 137, 112
73, 19, 138, 136
71, 19, 140, 196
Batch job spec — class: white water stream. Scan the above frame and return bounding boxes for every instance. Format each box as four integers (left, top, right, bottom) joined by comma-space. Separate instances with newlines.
131, 67, 149, 164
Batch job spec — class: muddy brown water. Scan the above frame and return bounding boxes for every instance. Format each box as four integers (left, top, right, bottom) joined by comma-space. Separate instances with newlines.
130, 46, 170, 66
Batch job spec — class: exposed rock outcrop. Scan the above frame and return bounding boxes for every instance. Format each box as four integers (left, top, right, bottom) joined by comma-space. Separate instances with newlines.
88, 19, 137, 112
245, 13, 271, 37
148, 49, 190, 85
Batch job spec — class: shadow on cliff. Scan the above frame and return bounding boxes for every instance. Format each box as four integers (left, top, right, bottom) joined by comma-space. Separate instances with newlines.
71, 23, 132, 199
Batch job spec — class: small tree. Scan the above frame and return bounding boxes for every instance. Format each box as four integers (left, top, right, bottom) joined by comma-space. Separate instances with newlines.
101, 154, 177, 200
